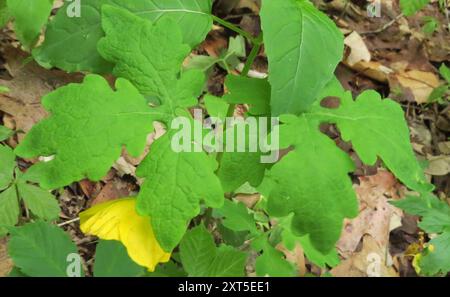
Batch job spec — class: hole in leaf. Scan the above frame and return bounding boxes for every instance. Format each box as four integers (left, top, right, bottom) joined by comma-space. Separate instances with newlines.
320, 96, 341, 109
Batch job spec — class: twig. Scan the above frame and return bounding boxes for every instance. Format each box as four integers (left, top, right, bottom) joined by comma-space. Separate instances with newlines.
360, 13, 404, 35
58, 217, 80, 227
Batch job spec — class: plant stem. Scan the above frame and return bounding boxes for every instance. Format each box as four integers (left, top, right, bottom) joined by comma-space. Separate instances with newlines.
211, 15, 256, 44
241, 33, 263, 76
212, 22, 264, 172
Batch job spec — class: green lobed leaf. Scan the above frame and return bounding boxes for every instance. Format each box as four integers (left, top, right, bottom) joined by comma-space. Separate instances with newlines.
419, 232, 450, 276
33, 0, 212, 73
400, 0, 430, 16
179, 225, 247, 277
310, 90, 433, 192
98, 6, 222, 251
0, 186, 20, 237
136, 132, 224, 252
0, 145, 15, 190
392, 194, 450, 275
261, 114, 358, 253
15, 74, 155, 189
7, 221, 83, 277
98, 5, 204, 120
391, 194, 450, 235
7, 0, 53, 49
260, 0, 344, 115
17, 182, 60, 221
94, 240, 145, 277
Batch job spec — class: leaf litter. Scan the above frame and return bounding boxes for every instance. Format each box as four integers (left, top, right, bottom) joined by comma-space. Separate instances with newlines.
0, 0, 449, 277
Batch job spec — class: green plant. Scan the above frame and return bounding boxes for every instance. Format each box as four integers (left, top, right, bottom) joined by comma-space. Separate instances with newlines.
428, 64, 450, 103
392, 193, 450, 276
0, 0, 442, 277
1, 136, 61, 237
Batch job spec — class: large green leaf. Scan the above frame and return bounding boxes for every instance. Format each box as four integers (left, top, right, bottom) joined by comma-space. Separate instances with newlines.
260, 0, 344, 115
93, 240, 145, 277
7, 0, 53, 49
310, 90, 433, 192
98, 6, 221, 251
262, 88, 430, 253
33, 0, 212, 73
261, 114, 358, 253
136, 133, 224, 252
98, 5, 204, 117
15, 75, 155, 189
0, 186, 20, 237
7, 221, 83, 277
120, 0, 212, 48
179, 225, 247, 277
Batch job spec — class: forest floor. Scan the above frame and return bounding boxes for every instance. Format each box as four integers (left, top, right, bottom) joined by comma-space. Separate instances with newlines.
0, 0, 449, 277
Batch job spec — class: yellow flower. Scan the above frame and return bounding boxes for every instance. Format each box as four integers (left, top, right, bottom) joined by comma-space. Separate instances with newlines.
79, 197, 170, 271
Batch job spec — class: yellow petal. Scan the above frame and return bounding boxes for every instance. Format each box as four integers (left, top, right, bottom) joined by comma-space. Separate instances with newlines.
79, 198, 170, 271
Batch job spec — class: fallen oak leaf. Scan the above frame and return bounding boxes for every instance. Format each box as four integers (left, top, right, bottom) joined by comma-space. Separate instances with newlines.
332, 235, 398, 277
394, 70, 441, 103
337, 170, 404, 258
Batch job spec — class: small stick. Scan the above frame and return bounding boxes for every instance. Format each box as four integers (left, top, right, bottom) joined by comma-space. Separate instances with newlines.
361, 13, 404, 35
58, 217, 80, 227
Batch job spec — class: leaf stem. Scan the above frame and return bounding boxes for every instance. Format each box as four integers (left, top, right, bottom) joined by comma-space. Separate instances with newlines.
211, 15, 256, 44
241, 33, 263, 76
214, 34, 263, 168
